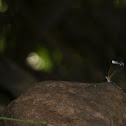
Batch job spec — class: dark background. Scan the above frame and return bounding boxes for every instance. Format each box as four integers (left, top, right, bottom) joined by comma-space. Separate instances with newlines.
0, 0, 126, 113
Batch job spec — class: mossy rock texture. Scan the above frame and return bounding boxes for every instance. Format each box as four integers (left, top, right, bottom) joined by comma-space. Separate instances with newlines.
1, 81, 126, 126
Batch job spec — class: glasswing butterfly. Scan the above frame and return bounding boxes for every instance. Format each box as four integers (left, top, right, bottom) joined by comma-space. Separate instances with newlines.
105, 57, 126, 90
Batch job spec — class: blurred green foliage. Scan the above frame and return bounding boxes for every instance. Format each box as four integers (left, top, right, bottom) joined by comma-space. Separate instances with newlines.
0, 0, 2, 8
0, 0, 126, 83
36, 48, 53, 72
0, 0, 8, 13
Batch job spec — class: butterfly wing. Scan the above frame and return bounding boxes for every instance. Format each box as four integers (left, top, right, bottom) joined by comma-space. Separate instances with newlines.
107, 57, 126, 90
108, 63, 126, 88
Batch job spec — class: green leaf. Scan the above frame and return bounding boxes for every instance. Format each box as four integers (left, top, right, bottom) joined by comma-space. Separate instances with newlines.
0, 116, 53, 126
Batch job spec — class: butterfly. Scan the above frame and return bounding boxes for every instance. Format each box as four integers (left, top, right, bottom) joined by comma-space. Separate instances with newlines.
105, 57, 126, 90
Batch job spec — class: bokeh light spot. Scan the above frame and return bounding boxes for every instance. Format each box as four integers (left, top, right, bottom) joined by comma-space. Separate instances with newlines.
26, 48, 53, 72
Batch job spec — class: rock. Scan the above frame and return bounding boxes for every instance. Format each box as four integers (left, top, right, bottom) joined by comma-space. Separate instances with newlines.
1, 81, 126, 126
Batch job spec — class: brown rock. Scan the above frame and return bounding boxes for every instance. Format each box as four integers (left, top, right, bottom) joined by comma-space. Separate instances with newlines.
1, 81, 126, 126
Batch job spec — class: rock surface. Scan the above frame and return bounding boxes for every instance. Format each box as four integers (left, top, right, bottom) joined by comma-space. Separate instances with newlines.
1, 81, 126, 126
